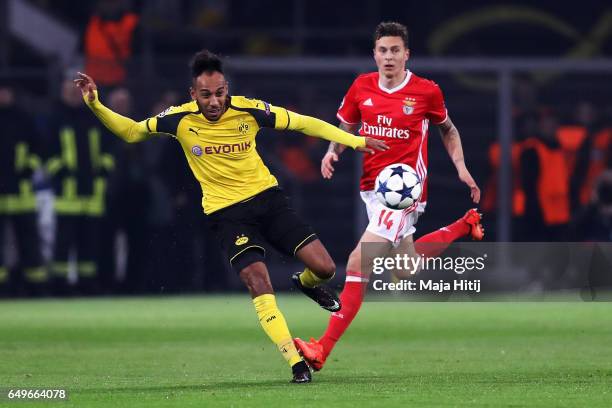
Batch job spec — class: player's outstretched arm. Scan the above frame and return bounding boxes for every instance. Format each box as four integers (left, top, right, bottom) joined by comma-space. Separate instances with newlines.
287, 111, 387, 153
438, 116, 481, 203
74, 72, 150, 143
321, 123, 359, 179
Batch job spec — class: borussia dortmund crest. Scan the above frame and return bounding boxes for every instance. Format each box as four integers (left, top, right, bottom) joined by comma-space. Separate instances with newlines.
238, 121, 250, 135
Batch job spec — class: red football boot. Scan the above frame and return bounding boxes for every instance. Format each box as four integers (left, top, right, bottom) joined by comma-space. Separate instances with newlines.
462, 208, 485, 241
294, 337, 326, 371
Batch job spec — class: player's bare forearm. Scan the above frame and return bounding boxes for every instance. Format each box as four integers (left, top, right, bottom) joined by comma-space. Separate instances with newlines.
438, 115, 481, 203
327, 142, 346, 156
438, 116, 467, 171
320, 121, 386, 178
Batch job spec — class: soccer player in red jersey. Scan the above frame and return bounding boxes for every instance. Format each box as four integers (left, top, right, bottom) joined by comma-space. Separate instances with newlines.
294, 22, 484, 370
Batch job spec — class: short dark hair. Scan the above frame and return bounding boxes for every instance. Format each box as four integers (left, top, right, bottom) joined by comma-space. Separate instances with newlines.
190, 49, 223, 78
374, 22, 409, 48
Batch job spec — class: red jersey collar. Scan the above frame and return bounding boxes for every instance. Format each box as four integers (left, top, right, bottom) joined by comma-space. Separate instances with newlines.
378, 70, 412, 94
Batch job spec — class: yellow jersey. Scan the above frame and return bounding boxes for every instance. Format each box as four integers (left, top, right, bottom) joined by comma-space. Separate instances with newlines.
85, 91, 366, 214
147, 96, 292, 213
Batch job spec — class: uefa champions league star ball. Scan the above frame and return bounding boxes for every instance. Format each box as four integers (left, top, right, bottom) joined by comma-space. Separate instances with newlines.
374, 163, 422, 210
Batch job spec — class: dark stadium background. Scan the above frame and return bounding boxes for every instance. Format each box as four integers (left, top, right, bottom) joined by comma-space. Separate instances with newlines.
1, 0, 611, 296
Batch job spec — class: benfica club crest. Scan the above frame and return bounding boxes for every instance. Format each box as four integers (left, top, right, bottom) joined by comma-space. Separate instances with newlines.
402, 97, 416, 115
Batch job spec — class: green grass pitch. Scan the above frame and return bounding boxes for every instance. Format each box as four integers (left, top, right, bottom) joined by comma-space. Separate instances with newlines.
1, 295, 611, 407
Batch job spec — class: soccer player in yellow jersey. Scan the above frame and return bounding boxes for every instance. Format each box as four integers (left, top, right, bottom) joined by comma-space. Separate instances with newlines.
74, 49, 387, 383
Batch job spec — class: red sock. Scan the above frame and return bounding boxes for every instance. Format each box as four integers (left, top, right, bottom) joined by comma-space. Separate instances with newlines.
319, 271, 367, 357
415, 218, 470, 258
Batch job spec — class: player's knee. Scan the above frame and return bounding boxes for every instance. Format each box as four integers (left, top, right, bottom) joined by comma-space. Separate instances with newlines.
239, 262, 273, 297
318, 258, 336, 280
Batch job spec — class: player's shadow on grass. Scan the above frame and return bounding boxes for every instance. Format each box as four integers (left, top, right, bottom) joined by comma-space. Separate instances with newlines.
77, 375, 389, 394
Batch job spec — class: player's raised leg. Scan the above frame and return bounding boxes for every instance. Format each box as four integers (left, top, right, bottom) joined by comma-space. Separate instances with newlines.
387, 209, 484, 283
293, 239, 342, 312
238, 256, 311, 383
414, 208, 484, 258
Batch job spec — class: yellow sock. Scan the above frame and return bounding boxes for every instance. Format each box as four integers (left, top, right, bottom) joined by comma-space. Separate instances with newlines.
298, 267, 333, 288
253, 294, 302, 367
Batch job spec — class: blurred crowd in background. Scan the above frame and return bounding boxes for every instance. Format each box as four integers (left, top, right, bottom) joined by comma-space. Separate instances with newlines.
1, 0, 611, 296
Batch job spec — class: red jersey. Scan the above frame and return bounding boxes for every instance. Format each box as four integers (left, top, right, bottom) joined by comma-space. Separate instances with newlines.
336, 71, 448, 202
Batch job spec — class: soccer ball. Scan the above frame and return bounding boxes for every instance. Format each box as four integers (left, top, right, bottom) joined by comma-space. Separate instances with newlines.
375, 163, 422, 210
